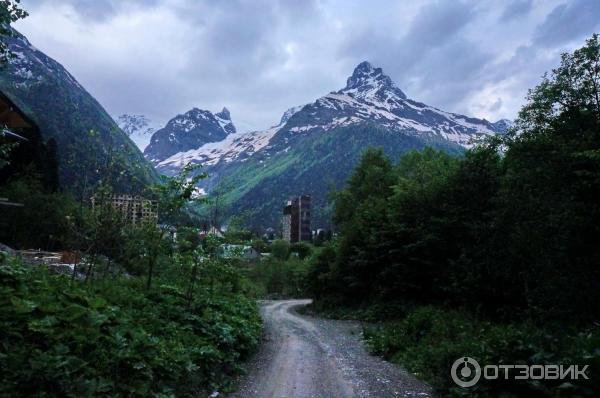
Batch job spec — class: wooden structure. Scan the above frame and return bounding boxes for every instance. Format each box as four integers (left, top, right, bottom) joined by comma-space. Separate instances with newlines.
0, 90, 58, 191
0, 91, 36, 208
0, 91, 37, 134
0, 197, 24, 207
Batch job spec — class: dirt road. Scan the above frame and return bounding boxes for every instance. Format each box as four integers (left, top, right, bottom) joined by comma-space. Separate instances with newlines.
227, 299, 433, 398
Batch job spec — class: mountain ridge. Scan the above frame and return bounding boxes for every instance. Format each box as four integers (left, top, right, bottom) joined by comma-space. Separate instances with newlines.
144, 106, 236, 165
153, 61, 509, 176
143, 61, 510, 229
0, 28, 158, 193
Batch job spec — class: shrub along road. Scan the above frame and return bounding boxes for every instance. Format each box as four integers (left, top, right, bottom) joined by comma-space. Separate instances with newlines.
227, 300, 433, 398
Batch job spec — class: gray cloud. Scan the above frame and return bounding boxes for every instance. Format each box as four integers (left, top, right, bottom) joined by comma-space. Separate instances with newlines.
339, 1, 492, 114
14, 0, 600, 131
489, 98, 502, 112
407, 37, 493, 106
66, 0, 115, 21
500, 0, 532, 22
406, 1, 475, 46
534, 0, 600, 47
24, 0, 160, 23
340, 2, 478, 69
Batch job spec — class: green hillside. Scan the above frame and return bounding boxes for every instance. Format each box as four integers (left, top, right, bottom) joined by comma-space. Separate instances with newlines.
0, 29, 157, 194
214, 123, 463, 230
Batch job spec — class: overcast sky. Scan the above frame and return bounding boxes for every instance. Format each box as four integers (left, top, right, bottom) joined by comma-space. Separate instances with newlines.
15, 0, 600, 132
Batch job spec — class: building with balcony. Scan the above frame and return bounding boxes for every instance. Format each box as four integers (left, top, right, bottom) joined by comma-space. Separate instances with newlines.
91, 194, 158, 225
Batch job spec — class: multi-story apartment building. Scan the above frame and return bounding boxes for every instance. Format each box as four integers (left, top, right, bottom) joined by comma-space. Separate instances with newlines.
282, 195, 311, 242
92, 194, 158, 225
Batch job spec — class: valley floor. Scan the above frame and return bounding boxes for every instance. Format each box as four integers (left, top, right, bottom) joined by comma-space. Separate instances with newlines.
227, 300, 433, 398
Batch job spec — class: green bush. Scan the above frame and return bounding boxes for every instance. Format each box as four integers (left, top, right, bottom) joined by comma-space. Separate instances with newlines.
289, 242, 312, 260
0, 258, 261, 397
364, 306, 600, 397
270, 240, 290, 260
246, 256, 311, 298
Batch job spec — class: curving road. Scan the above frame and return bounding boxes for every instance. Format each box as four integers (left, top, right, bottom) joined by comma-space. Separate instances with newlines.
227, 300, 434, 398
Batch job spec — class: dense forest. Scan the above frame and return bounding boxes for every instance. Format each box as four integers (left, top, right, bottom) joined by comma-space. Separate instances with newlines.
306, 35, 600, 396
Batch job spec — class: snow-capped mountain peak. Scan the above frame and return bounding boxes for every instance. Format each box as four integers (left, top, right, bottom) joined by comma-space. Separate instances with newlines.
150, 61, 511, 175
492, 118, 513, 131
142, 61, 514, 229
144, 107, 237, 164
215, 107, 236, 134
215, 107, 231, 121
340, 61, 407, 102
264, 62, 507, 148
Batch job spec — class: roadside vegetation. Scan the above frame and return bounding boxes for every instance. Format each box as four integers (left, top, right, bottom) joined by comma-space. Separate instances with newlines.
0, 157, 262, 397
245, 240, 316, 299
305, 35, 600, 397
0, 256, 260, 397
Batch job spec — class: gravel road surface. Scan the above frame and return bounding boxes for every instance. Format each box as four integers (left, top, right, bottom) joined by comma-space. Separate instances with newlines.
226, 299, 434, 398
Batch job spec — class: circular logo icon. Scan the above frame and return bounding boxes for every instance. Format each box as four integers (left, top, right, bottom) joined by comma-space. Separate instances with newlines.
451, 357, 481, 388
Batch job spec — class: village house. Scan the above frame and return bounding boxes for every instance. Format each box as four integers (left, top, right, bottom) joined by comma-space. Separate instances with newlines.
217, 244, 260, 261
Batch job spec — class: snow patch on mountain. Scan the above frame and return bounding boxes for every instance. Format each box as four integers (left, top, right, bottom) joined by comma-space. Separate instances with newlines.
277, 105, 305, 126
215, 107, 236, 134
152, 61, 510, 174
277, 61, 504, 147
144, 107, 237, 165
156, 104, 307, 172
342, 60, 407, 101
7, 30, 76, 89
492, 118, 514, 131
158, 125, 281, 170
